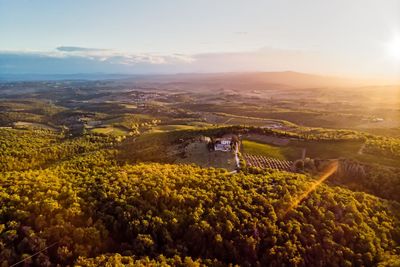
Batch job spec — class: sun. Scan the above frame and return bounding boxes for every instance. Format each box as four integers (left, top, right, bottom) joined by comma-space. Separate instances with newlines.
385, 36, 400, 60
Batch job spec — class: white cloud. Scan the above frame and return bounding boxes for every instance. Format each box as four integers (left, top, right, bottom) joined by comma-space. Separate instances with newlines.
1, 46, 398, 82
52, 46, 195, 65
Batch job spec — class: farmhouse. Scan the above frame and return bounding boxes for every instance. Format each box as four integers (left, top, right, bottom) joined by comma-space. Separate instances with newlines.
214, 138, 232, 152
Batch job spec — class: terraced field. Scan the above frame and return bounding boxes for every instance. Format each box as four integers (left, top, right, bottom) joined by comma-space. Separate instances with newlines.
243, 153, 294, 172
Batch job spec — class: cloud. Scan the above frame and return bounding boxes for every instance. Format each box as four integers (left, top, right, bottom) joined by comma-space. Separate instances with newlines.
0, 46, 332, 74
0, 46, 196, 74
0, 46, 398, 82
56, 46, 109, 52
52, 46, 195, 65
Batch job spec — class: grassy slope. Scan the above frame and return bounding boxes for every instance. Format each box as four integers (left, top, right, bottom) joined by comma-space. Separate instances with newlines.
242, 140, 289, 160
91, 126, 129, 136
150, 124, 199, 132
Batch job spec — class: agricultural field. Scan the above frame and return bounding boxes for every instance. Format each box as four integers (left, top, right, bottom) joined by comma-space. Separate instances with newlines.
149, 124, 199, 133
241, 140, 293, 160
243, 153, 294, 172
13, 121, 58, 131
243, 134, 290, 145
90, 126, 129, 136
202, 112, 293, 128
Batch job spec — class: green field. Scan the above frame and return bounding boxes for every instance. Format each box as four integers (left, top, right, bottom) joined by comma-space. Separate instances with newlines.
186, 121, 214, 127
150, 124, 200, 132
101, 114, 155, 125
117, 131, 183, 163
121, 103, 137, 109
241, 140, 289, 160
91, 126, 129, 136
13, 121, 58, 131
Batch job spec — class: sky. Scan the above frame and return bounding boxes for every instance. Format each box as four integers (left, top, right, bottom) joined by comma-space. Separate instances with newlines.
0, 0, 399, 81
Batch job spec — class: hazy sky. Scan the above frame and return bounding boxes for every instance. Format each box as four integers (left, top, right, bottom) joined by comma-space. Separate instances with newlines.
1, 0, 399, 80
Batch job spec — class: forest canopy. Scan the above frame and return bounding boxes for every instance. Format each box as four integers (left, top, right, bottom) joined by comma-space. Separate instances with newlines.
1, 151, 399, 266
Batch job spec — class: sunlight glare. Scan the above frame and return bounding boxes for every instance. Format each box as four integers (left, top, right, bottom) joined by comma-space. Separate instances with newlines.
279, 160, 339, 219
386, 36, 400, 60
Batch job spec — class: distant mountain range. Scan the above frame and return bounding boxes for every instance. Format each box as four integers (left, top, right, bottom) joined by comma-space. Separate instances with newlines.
0, 71, 371, 89
0, 73, 140, 81
139, 71, 368, 89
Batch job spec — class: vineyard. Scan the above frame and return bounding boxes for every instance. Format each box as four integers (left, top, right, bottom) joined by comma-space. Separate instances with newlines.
243, 153, 294, 172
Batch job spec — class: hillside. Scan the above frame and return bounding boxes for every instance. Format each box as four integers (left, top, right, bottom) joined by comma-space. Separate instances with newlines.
1, 150, 399, 266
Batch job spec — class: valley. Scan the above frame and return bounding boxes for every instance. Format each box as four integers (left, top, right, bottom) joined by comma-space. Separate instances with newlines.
1, 73, 400, 266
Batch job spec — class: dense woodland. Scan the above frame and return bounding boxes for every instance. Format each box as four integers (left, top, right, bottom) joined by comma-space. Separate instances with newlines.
334, 160, 400, 203
1, 157, 400, 266
365, 137, 400, 160
1, 128, 400, 266
0, 129, 114, 171
290, 158, 400, 203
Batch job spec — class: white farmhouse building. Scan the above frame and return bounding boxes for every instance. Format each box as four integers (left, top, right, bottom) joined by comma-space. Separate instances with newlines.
214, 138, 232, 152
